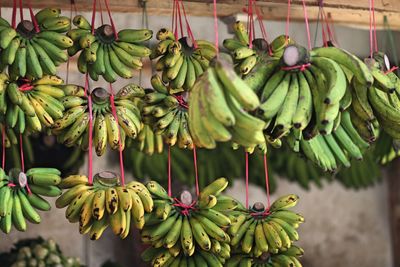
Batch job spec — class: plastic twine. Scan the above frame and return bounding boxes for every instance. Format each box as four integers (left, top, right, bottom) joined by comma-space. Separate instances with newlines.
1, 131, 4, 173
109, 84, 125, 185
11, 0, 17, 29
18, 0, 23, 21
27, 0, 40, 33
285, 0, 291, 43
245, 151, 249, 208
213, 0, 219, 55
263, 154, 271, 210
168, 145, 172, 196
91, 0, 97, 34
104, 0, 118, 40
193, 146, 199, 196
179, 0, 197, 48
301, 0, 312, 50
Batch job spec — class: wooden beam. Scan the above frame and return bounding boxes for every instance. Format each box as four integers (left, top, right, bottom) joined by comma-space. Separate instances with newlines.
389, 158, 400, 266
2, 0, 400, 29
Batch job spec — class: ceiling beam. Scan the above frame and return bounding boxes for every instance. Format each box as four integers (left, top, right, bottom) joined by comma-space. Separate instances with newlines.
1, 0, 400, 29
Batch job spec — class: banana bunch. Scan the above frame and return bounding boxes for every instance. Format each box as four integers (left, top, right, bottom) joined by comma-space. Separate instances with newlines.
56, 171, 153, 240
269, 146, 326, 190
307, 46, 374, 135
0, 8, 72, 79
223, 22, 291, 76
141, 246, 226, 267
291, 111, 370, 172
0, 237, 83, 267
134, 124, 164, 155
188, 57, 264, 150
0, 167, 62, 233
67, 15, 152, 82
228, 195, 304, 258
151, 28, 217, 91
3, 75, 66, 134
227, 245, 304, 267
141, 178, 237, 264
53, 85, 144, 156
141, 74, 193, 149
373, 131, 400, 165
336, 150, 381, 189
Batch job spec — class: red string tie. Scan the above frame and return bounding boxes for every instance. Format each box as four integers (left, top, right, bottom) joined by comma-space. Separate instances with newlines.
174, 95, 189, 109
281, 63, 310, 72
384, 66, 399, 75
19, 84, 34, 91
173, 198, 197, 216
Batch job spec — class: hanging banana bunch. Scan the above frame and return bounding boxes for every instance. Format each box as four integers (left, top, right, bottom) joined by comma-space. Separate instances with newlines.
288, 111, 370, 172
223, 21, 287, 76
140, 74, 193, 149
227, 245, 304, 267
141, 178, 238, 266
151, 28, 217, 92
0, 167, 62, 233
373, 131, 400, 165
188, 57, 264, 150
228, 195, 304, 259
336, 150, 381, 189
52, 85, 143, 156
3, 75, 65, 134
56, 171, 153, 240
67, 15, 152, 82
0, 8, 72, 80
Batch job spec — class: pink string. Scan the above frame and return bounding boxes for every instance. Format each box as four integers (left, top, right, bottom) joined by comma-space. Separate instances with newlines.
213, 0, 219, 55
301, 0, 312, 50
83, 75, 94, 185
173, 94, 188, 109
91, 0, 97, 34
193, 146, 199, 196
176, 1, 184, 39
19, 134, 24, 173
168, 145, 172, 196
384, 66, 399, 75
372, 0, 377, 52
179, 0, 197, 48
98, 0, 104, 25
11, 0, 16, 29
104, 0, 118, 40
27, 0, 40, 33
18, 0, 23, 21
263, 154, 271, 210
281, 63, 310, 71
173, 0, 178, 39
245, 151, 249, 208
247, 0, 254, 49
109, 84, 125, 185
368, 0, 374, 57
285, 0, 291, 42
172, 198, 197, 216
2, 126, 5, 170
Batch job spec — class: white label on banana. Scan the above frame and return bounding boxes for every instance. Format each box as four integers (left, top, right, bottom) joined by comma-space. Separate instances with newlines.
19, 172, 27, 188
384, 54, 391, 71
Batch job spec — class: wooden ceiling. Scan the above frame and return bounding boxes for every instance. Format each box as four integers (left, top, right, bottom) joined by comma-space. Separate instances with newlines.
2, 0, 400, 29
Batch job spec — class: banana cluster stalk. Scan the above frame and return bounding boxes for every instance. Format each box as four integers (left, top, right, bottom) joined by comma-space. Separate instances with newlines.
229, 195, 304, 259
151, 28, 217, 92
67, 15, 152, 82
0, 8, 72, 80
56, 171, 153, 240
3, 75, 66, 134
188, 57, 264, 150
0, 167, 62, 233
227, 245, 304, 267
141, 178, 238, 266
52, 85, 144, 156
141, 74, 193, 149
223, 21, 289, 76
2, 237, 82, 267
291, 111, 370, 172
